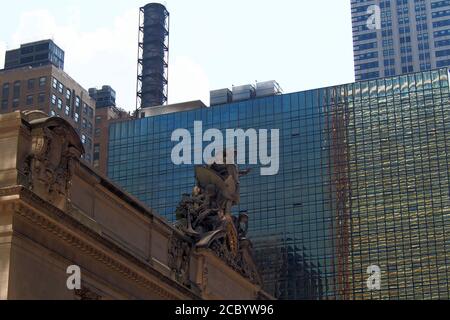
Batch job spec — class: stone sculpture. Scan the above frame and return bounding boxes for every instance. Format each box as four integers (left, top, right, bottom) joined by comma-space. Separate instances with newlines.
174, 152, 262, 285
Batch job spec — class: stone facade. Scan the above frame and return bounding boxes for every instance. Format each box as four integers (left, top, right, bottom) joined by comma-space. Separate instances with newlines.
0, 110, 272, 300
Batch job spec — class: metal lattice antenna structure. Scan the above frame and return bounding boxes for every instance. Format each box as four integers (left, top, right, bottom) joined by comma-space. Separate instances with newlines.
136, 3, 170, 112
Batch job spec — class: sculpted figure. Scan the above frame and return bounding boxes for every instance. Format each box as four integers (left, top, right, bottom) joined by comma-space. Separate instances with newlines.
173, 149, 262, 285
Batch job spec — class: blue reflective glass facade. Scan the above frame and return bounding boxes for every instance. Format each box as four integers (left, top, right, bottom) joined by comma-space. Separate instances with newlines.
108, 68, 450, 299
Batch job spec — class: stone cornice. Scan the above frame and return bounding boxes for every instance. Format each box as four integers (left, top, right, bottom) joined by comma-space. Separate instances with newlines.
1, 185, 200, 300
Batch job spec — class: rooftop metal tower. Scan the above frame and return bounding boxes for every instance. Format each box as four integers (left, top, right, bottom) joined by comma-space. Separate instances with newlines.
136, 3, 170, 110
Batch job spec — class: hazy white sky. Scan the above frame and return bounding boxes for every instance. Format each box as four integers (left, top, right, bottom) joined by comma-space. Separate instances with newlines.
0, 0, 355, 111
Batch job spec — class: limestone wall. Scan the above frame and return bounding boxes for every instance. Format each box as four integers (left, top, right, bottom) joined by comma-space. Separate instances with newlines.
0, 111, 271, 300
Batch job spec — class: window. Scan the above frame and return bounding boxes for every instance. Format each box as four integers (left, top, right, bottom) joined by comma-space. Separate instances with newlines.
57, 98, 62, 109
20, 46, 34, 55
66, 89, 71, 100
1, 100, 7, 110
38, 93, 45, 104
27, 79, 35, 90
81, 134, 86, 144
26, 95, 33, 106
58, 82, 64, 94
12, 98, 19, 108
2, 83, 9, 99
83, 103, 88, 114
51, 94, 57, 105
39, 77, 47, 88
65, 105, 70, 116
95, 128, 101, 136
75, 97, 80, 109
21, 56, 33, 64
88, 106, 94, 119
74, 113, 80, 123
50, 110, 56, 117
52, 78, 58, 89
13, 81, 21, 99
95, 116, 102, 124
82, 118, 87, 128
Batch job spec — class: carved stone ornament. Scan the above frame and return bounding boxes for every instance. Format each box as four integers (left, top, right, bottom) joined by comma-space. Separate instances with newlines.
21, 111, 84, 211
167, 234, 192, 287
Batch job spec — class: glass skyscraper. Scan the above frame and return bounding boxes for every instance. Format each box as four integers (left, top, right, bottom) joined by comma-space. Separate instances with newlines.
108, 68, 450, 299
351, 0, 450, 81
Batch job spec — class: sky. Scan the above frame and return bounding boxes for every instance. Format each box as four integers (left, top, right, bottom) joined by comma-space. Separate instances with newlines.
0, 0, 355, 111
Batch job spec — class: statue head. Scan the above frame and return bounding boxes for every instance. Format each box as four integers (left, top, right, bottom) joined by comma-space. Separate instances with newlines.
238, 212, 249, 238
192, 186, 201, 196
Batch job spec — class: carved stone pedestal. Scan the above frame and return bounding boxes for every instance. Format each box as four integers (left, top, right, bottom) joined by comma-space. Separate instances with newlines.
191, 249, 272, 300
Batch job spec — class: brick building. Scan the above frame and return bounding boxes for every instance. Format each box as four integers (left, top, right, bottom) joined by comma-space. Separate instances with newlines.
0, 41, 96, 164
